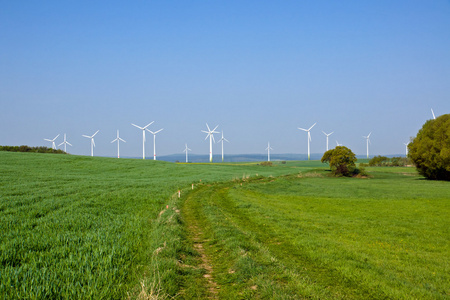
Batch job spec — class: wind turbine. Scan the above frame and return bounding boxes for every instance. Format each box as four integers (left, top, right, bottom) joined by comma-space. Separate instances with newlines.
58, 134, 72, 153
336, 141, 343, 146
216, 131, 229, 162
111, 130, 126, 158
266, 142, 273, 162
363, 132, 372, 159
201, 123, 219, 163
431, 108, 436, 120
147, 128, 163, 160
131, 122, 154, 159
44, 134, 60, 150
403, 142, 410, 156
322, 131, 334, 151
82, 130, 99, 157
183, 143, 191, 163
298, 123, 316, 160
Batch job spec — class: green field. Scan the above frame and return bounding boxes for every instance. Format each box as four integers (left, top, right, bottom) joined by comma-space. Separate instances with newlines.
1, 152, 449, 299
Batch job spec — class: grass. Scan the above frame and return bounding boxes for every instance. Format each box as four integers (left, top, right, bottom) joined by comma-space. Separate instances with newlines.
180, 167, 449, 299
0, 152, 304, 298
1, 151, 448, 299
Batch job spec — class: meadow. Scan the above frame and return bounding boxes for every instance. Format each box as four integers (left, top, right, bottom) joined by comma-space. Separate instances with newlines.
0, 151, 448, 299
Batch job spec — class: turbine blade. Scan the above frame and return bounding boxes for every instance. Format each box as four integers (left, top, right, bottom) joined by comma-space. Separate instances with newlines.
119, 138, 126, 142
58, 142, 64, 146
82, 135, 90, 138
67, 142, 72, 146
298, 127, 307, 131
154, 128, 163, 134
44, 138, 52, 142
212, 125, 219, 132
308, 123, 317, 131
53, 134, 60, 140
431, 108, 436, 119
92, 139, 96, 147
92, 130, 99, 137
111, 138, 118, 143
131, 123, 143, 130
143, 121, 154, 129
206, 123, 211, 131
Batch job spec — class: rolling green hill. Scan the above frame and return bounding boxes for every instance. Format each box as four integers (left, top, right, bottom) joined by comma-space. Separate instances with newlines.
1, 152, 448, 299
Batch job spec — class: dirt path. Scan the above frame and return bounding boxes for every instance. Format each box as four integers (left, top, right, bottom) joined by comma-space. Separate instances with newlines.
182, 189, 219, 299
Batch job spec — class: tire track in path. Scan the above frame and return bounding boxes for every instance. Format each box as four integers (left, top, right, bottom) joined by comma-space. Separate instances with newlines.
182, 187, 219, 299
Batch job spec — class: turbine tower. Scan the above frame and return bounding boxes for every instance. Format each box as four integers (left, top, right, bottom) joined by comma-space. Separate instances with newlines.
82, 130, 99, 157
217, 131, 229, 162
44, 134, 60, 150
147, 128, 163, 160
183, 143, 191, 163
58, 134, 72, 153
111, 130, 126, 158
131, 122, 154, 159
322, 131, 334, 151
202, 123, 219, 163
298, 123, 316, 160
266, 142, 273, 162
363, 132, 372, 159
403, 142, 410, 156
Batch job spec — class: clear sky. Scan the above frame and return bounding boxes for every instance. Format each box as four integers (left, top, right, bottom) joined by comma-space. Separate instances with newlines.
1, 1, 449, 158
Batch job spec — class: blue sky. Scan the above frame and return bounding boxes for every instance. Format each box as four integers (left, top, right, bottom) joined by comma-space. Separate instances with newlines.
1, 1, 449, 158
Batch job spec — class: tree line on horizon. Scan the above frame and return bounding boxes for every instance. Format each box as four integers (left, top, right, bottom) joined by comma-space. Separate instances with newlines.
0, 145, 66, 154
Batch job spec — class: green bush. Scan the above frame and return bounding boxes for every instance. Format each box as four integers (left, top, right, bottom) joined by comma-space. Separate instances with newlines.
321, 146, 357, 177
408, 114, 450, 180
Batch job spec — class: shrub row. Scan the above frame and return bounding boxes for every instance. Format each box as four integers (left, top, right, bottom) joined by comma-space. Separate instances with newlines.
0, 145, 66, 154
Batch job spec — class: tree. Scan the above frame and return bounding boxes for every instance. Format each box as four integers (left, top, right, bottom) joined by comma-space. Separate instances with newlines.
408, 114, 450, 180
321, 146, 357, 176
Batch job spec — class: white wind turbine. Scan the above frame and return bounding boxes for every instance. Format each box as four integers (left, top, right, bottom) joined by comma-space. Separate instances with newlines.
147, 128, 163, 160
431, 108, 436, 120
266, 142, 273, 162
403, 142, 410, 156
82, 130, 99, 157
58, 134, 72, 153
322, 131, 334, 151
131, 122, 154, 159
298, 123, 316, 160
111, 130, 126, 158
44, 134, 60, 150
216, 131, 229, 162
336, 141, 343, 146
202, 123, 219, 163
363, 132, 372, 159
183, 143, 192, 163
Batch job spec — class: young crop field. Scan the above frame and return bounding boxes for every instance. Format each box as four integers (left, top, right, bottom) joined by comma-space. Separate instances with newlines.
0, 152, 305, 298
1, 151, 449, 299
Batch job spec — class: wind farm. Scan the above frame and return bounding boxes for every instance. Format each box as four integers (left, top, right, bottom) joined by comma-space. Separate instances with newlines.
2, 2, 449, 298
